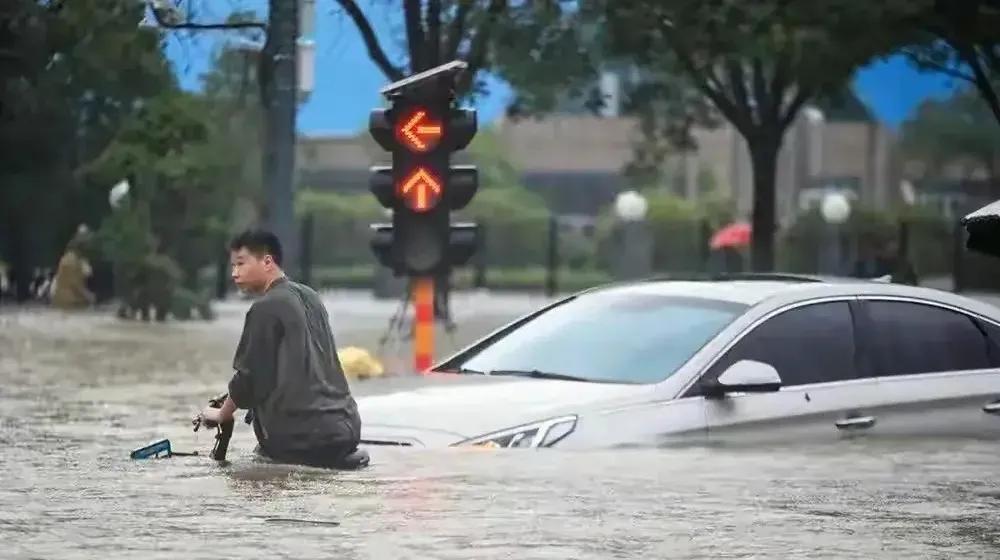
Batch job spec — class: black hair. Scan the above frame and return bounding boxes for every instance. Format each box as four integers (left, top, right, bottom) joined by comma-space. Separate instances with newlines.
229, 229, 283, 266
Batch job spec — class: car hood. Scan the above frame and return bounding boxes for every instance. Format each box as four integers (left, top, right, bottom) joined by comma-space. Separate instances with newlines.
354, 372, 650, 446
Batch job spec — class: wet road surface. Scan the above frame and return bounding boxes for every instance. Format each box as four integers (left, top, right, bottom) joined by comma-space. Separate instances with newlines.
2, 292, 999, 559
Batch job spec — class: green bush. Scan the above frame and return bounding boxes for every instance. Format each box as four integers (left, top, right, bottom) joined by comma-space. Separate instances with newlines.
296, 190, 385, 267
595, 192, 730, 274
458, 187, 551, 268
777, 206, 954, 278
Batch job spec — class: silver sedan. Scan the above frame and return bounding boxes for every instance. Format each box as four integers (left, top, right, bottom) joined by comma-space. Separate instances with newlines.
357, 275, 1000, 449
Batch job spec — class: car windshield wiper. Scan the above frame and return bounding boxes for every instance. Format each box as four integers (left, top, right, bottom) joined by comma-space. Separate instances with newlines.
487, 369, 595, 383
434, 366, 485, 374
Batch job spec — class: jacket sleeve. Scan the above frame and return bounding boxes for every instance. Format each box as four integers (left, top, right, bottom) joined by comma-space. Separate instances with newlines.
228, 304, 281, 409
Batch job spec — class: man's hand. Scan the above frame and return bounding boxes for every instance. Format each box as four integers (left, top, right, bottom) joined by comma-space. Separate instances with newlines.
198, 395, 237, 427
199, 406, 231, 427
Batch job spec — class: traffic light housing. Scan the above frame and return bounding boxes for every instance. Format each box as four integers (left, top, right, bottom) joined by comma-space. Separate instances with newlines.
367, 62, 480, 276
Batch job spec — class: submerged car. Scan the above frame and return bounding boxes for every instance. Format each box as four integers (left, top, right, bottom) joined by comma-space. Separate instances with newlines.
356, 274, 1000, 449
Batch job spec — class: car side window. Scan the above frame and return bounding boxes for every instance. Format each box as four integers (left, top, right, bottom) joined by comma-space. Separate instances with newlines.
855, 300, 992, 377
976, 319, 1000, 367
688, 301, 858, 395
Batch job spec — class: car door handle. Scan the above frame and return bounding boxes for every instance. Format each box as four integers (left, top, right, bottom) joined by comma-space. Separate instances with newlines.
835, 415, 876, 430
984, 401, 1000, 415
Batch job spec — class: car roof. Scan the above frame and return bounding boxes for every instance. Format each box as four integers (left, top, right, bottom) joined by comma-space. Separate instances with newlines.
581, 273, 1000, 319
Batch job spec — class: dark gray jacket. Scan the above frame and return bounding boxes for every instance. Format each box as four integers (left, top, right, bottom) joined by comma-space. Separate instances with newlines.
228, 277, 360, 455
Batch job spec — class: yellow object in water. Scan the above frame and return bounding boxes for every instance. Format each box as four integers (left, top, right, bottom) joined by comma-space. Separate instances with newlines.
338, 346, 385, 380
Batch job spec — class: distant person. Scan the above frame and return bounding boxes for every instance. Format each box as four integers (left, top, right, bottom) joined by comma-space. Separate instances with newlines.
51, 237, 94, 310
197, 229, 363, 468
851, 238, 917, 285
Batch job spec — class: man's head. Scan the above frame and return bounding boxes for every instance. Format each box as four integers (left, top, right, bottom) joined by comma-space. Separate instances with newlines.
229, 229, 284, 294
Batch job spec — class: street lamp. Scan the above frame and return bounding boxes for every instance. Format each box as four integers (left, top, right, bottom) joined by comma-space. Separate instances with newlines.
615, 190, 649, 222
820, 191, 851, 224
613, 190, 652, 280
109, 179, 131, 209
820, 191, 851, 275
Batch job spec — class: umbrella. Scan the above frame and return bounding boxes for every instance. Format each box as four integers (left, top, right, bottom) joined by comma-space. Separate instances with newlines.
710, 222, 751, 250
961, 199, 1000, 258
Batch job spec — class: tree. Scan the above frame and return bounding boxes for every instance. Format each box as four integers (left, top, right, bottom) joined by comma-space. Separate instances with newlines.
86, 92, 240, 288
901, 88, 1000, 178
901, 0, 1000, 126
0, 0, 174, 301
605, 0, 895, 270
335, 0, 597, 113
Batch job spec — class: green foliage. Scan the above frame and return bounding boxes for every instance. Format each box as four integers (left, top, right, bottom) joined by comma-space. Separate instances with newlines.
898, 1, 1000, 125
901, 88, 1000, 175
296, 190, 385, 267
0, 0, 176, 289
466, 127, 523, 189
88, 91, 239, 287
777, 205, 954, 278
461, 187, 551, 268
594, 192, 734, 274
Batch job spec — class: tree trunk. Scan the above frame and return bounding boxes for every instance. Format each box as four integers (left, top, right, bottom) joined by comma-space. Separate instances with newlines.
749, 140, 780, 272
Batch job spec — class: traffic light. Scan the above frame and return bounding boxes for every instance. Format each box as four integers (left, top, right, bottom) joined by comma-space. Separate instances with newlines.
367, 61, 480, 276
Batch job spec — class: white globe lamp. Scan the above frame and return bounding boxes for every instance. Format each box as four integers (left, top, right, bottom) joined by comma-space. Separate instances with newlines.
820, 191, 851, 225
614, 190, 648, 222
109, 179, 131, 209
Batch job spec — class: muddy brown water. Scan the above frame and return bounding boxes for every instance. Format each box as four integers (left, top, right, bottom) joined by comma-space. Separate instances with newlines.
1, 298, 998, 559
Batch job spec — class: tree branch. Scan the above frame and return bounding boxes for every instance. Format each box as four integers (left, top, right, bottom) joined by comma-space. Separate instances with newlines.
779, 87, 812, 130
768, 55, 789, 123
336, 0, 404, 81
456, 0, 506, 94
751, 57, 771, 123
427, 0, 442, 66
156, 21, 267, 30
147, 7, 266, 30
904, 48, 976, 83
674, 51, 748, 133
404, 0, 426, 71
725, 59, 754, 127
445, 0, 473, 59
960, 43, 1000, 126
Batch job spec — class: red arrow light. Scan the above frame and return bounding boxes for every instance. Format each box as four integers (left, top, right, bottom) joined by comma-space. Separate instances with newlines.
398, 167, 442, 212
395, 109, 443, 153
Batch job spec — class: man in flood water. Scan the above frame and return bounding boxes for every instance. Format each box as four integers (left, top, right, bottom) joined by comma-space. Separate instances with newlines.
198, 229, 362, 468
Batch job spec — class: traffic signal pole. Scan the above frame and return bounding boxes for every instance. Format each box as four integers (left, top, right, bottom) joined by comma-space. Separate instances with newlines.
367, 61, 480, 374
412, 276, 435, 372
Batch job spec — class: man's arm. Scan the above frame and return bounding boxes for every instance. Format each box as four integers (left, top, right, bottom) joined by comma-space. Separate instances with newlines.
228, 304, 282, 410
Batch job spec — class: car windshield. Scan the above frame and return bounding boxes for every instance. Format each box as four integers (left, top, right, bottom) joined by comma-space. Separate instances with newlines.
448, 290, 748, 384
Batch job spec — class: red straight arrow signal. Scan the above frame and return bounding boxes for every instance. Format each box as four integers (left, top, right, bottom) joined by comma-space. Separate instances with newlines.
395, 109, 443, 153
399, 168, 442, 211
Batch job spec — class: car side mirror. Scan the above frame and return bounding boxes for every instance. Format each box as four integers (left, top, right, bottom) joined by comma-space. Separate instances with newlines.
701, 359, 782, 398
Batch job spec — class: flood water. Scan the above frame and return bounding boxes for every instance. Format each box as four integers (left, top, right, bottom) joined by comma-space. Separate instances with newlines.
2, 296, 999, 559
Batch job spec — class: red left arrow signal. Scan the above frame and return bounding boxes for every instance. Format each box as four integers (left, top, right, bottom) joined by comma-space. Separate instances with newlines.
395, 109, 443, 153
398, 167, 442, 212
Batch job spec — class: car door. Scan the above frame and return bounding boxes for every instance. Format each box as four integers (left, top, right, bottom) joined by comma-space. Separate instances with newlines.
852, 297, 1000, 439
683, 299, 891, 445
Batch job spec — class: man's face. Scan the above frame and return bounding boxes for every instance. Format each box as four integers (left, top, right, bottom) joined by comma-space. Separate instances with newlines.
230, 247, 274, 294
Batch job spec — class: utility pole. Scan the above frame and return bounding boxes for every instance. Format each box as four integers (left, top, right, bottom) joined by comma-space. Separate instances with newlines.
144, 1, 311, 266
261, 0, 299, 269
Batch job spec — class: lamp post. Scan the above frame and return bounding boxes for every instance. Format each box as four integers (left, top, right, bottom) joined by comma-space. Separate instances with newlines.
820, 191, 851, 275
614, 190, 652, 280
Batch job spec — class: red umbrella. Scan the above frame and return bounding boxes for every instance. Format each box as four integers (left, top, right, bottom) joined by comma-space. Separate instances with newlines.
710, 222, 751, 250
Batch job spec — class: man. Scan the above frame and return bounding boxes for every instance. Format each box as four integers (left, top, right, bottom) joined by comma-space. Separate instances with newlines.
199, 229, 362, 468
